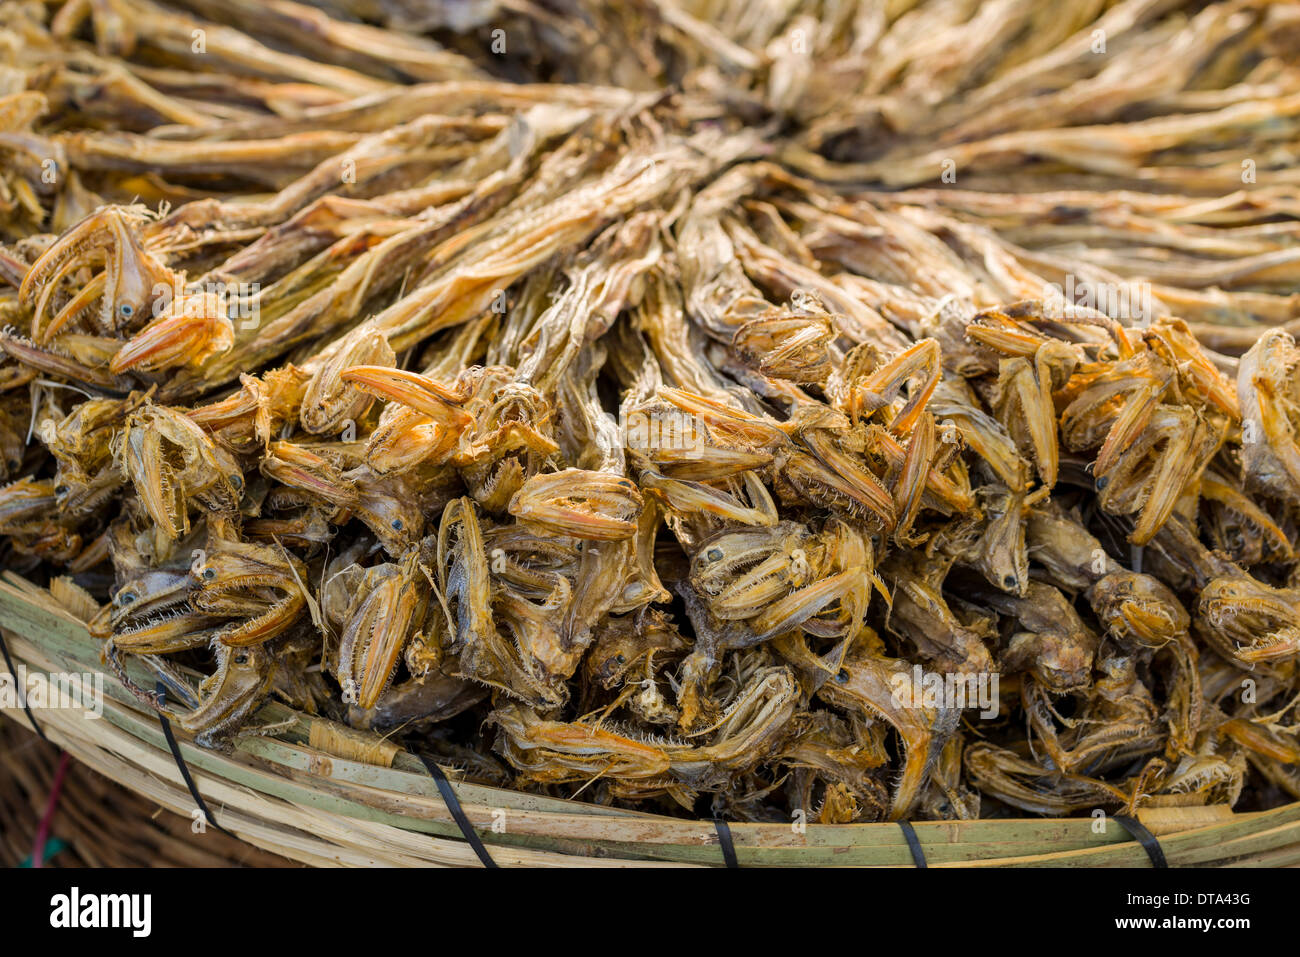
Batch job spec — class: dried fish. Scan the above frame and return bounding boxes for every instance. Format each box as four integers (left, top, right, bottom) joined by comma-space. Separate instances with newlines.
3, 0, 1300, 823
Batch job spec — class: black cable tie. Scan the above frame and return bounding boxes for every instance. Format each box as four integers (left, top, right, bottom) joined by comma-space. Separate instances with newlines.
155, 683, 235, 839
417, 753, 499, 868
899, 819, 928, 868
1112, 813, 1168, 867
0, 629, 46, 741
712, 817, 739, 868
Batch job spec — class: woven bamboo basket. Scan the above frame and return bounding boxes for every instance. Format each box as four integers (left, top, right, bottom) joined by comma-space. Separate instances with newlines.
0, 718, 298, 868
3, 570, 1298, 867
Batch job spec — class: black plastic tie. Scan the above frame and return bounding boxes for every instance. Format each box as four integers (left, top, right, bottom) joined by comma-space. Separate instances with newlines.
417, 753, 499, 868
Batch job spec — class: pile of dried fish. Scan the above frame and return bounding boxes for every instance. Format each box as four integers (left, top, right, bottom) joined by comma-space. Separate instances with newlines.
2, 0, 1299, 824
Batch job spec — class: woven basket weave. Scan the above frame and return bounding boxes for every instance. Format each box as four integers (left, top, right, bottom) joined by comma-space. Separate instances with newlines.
0, 718, 297, 868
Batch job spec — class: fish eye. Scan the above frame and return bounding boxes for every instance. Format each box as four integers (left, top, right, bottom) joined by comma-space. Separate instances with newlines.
202, 568, 216, 580
706, 548, 723, 562
117, 591, 136, 605
615, 654, 626, 664
231, 474, 243, 489
54, 485, 67, 495
1003, 574, 1018, 589
234, 653, 249, 665
835, 669, 849, 684
391, 519, 403, 530
1095, 475, 1109, 490
118, 302, 134, 317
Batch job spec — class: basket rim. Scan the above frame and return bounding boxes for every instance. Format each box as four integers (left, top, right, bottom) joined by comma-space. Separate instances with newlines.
4, 571, 1298, 866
